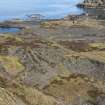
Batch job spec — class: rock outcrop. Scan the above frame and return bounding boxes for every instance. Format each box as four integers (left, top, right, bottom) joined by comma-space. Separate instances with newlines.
0, 18, 105, 105
77, 0, 105, 8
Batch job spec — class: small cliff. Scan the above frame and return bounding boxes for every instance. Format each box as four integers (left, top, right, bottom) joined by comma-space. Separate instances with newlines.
77, 0, 105, 8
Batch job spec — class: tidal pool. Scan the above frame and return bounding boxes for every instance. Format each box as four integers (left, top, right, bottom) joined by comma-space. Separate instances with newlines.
0, 0, 83, 21
0, 27, 21, 33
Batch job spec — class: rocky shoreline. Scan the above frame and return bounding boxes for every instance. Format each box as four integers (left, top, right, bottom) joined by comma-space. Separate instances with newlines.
0, 1, 105, 105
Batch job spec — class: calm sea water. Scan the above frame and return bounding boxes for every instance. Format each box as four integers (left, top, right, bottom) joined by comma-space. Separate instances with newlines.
0, 0, 83, 21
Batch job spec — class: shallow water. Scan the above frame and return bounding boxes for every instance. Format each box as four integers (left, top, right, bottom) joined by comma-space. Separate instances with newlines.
0, 27, 20, 33
0, 0, 83, 21
86, 8, 105, 19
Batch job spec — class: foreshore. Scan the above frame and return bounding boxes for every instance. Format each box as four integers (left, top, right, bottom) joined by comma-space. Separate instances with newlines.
0, 2, 105, 105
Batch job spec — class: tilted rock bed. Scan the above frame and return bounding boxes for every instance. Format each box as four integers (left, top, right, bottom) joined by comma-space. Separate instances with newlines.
43, 73, 105, 105
0, 34, 105, 105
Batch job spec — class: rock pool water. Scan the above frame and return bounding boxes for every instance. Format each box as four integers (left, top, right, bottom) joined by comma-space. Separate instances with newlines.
0, 27, 21, 33
0, 0, 83, 21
